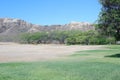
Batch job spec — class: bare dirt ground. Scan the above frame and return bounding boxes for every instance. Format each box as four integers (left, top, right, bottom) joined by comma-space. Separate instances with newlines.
0, 42, 104, 63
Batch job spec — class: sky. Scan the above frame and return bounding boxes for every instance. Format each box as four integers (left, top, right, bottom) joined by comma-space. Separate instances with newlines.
0, 0, 101, 25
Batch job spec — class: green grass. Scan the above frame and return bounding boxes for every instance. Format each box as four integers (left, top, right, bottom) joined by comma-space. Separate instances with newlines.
0, 45, 120, 80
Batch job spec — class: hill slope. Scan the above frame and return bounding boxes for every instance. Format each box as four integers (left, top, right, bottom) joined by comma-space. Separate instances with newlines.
0, 18, 95, 35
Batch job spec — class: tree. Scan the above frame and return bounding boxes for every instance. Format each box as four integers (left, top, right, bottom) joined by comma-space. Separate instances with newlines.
98, 0, 120, 40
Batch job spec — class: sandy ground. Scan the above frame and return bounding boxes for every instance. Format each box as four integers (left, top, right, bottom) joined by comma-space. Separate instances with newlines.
0, 42, 103, 63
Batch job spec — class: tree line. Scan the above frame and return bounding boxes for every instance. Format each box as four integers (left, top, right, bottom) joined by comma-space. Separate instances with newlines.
20, 30, 116, 45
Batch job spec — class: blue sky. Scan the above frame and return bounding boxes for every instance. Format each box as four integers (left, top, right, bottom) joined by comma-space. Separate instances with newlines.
0, 0, 101, 25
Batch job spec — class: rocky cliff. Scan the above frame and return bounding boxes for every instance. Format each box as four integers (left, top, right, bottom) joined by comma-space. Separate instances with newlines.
0, 18, 95, 35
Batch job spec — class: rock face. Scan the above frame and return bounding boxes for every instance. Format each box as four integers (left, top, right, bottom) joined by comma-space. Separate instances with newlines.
0, 18, 95, 35
64, 21, 94, 31
0, 18, 39, 35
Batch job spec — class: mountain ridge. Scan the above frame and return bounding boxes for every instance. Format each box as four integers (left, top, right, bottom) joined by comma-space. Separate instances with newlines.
0, 18, 95, 35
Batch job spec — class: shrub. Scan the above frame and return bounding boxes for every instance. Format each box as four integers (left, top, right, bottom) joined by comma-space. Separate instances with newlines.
106, 37, 116, 44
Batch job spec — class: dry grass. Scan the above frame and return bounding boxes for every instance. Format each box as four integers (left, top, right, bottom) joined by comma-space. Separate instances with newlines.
0, 42, 103, 62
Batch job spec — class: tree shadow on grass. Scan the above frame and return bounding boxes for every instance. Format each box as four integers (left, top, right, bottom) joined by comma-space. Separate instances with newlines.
105, 53, 120, 58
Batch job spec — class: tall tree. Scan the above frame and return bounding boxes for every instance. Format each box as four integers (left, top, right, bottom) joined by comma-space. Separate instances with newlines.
98, 0, 120, 40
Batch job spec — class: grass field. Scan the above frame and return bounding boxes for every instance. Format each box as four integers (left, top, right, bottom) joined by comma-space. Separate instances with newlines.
0, 45, 120, 80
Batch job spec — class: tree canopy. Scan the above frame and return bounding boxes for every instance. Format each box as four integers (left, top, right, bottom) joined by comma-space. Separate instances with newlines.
98, 0, 120, 40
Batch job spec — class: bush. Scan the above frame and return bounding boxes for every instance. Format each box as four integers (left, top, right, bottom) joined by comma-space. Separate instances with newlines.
20, 32, 47, 44
106, 37, 116, 44
65, 37, 76, 45
89, 37, 99, 45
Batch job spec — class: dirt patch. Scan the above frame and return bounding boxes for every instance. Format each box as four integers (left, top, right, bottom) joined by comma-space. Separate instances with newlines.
0, 42, 104, 62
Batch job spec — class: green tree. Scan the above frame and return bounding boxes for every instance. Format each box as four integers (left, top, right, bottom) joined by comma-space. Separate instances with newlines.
98, 0, 120, 40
